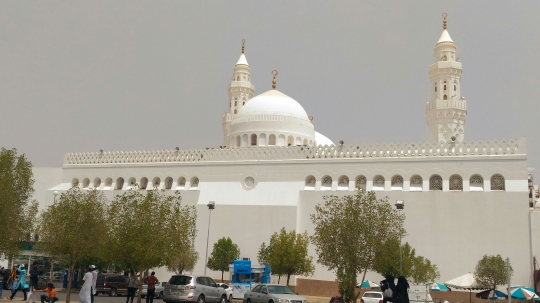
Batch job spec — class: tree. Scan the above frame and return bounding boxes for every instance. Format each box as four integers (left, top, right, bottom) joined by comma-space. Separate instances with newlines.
166, 245, 199, 274
265, 228, 315, 286
0, 148, 38, 257
207, 237, 240, 282
373, 238, 439, 284
37, 187, 109, 303
108, 190, 196, 303
257, 240, 274, 265
310, 189, 405, 302
474, 254, 512, 291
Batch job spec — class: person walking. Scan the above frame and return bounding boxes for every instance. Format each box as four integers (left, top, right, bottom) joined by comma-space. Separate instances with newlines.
79, 266, 93, 303
143, 272, 159, 303
126, 270, 138, 303
9, 265, 28, 301
380, 275, 396, 303
395, 276, 410, 303
0, 266, 4, 299
37, 283, 57, 303
26, 261, 39, 303
89, 265, 97, 303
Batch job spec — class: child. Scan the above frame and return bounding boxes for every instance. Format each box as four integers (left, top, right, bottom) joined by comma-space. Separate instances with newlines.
37, 283, 57, 303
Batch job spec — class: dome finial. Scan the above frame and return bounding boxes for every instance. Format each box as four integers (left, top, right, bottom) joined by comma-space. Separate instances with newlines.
442, 13, 447, 30
271, 70, 278, 89
242, 39, 245, 54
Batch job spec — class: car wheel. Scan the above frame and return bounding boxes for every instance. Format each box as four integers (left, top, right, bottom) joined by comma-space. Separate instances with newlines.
229, 295, 233, 302
220, 295, 227, 303
246, 299, 251, 303
109, 288, 117, 296
197, 295, 205, 303
142, 295, 146, 299
158, 291, 164, 299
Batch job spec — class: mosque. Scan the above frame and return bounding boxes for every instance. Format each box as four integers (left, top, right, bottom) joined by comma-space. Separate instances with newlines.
32, 15, 539, 295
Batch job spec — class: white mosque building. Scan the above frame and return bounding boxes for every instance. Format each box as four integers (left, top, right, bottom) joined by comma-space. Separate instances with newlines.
36, 16, 539, 295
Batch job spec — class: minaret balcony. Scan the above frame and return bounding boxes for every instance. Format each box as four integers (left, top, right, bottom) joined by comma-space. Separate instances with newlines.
429, 61, 462, 71
426, 98, 467, 111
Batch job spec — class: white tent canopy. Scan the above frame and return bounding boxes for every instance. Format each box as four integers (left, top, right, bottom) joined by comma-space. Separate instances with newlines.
444, 273, 485, 290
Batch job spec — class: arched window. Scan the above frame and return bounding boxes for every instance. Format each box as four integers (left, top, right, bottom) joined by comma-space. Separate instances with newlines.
127, 177, 136, 189
444, 85, 447, 90
277, 135, 286, 146
259, 134, 267, 146
321, 176, 332, 191
104, 178, 113, 190
236, 76, 239, 81
338, 176, 349, 191
295, 137, 302, 145
164, 177, 173, 190
234, 109, 237, 114
391, 175, 403, 191
373, 175, 385, 191
115, 177, 124, 190
443, 94, 448, 100
305, 176, 316, 190
410, 175, 423, 191
356, 175, 367, 190
429, 175, 442, 191
287, 136, 294, 146
435, 84, 437, 92
177, 177, 186, 190
491, 174, 505, 191
234, 100, 237, 106
269, 134, 276, 146
82, 178, 90, 189
72, 178, 79, 188
190, 177, 199, 190
454, 85, 457, 91
140, 177, 148, 190
152, 177, 161, 189
470, 174, 484, 191
236, 136, 241, 147
93, 178, 101, 188
242, 134, 248, 147
251, 134, 257, 146
243, 102, 245, 105
449, 175, 463, 191
303, 139, 308, 145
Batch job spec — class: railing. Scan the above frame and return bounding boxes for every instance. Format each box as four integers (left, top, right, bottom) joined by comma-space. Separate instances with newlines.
63, 138, 525, 165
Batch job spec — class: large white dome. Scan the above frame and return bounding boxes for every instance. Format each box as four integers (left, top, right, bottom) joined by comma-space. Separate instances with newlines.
238, 89, 309, 120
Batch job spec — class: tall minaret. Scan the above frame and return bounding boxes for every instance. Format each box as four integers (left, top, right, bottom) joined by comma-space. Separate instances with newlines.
425, 14, 467, 143
222, 39, 255, 146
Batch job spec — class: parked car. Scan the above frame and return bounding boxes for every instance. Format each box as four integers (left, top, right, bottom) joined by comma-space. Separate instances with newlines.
243, 284, 307, 303
95, 274, 129, 296
163, 275, 227, 303
216, 283, 232, 302
361, 291, 383, 303
142, 281, 167, 299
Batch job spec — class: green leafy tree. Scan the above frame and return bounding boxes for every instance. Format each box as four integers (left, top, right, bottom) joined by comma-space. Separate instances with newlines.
0, 148, 38, 257
474, 254, 512, 291
265, 228, 315, 286
108, 190, 196, 303
37, 187, 109, 303
257, 240, 274, 264
373, 238, 439, 284
310, 189, 405, 302
207, 237, 240, 282
167, 245, 199, 274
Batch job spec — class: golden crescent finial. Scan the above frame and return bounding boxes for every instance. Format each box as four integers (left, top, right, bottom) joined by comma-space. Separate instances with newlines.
442, 13, 447, 30
272, 70, 278, 89
242, 39, 245, 54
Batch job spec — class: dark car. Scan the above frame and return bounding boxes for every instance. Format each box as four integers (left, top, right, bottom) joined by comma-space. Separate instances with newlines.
95, 274, 129, 296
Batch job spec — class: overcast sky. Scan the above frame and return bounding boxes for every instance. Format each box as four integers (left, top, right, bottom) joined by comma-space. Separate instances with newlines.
1, 1, 539, 173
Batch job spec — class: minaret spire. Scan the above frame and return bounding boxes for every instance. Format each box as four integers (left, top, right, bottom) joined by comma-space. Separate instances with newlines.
425, 14, 467, 143
271, 70, 278, 89
443, 13, 447, 30
242, 39, 245, 54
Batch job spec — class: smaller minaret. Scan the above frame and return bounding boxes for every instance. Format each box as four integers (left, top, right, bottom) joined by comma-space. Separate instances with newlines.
222, 40, 256, 146
425, 14, 467, 143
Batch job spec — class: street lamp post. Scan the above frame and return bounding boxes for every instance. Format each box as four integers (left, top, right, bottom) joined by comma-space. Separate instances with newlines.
53, 191, 59, 204
395, 200, 405, 274
204, 201, 215, 276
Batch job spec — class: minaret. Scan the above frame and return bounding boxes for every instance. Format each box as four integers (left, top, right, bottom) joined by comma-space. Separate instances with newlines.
222, 39, 255, 147
425, 14, 467, 143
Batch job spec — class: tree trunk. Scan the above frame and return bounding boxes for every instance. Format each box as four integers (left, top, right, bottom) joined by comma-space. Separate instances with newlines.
278, 275, 281, 284
66, 260, 76, 303
221, 270, 224, 282
137, 270, 144, 303
286, 273, 291, 286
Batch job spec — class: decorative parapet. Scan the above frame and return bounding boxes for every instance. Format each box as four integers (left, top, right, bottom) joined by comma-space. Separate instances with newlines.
63, 138, 526, 165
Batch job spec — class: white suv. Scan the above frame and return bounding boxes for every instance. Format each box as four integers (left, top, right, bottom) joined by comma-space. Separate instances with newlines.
164, 275, 227, 303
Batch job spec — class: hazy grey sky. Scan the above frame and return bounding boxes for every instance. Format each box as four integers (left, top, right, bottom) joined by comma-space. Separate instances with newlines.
1, 1, 539, 172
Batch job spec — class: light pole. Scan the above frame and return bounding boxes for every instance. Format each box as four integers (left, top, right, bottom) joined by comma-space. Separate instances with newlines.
53, 191, 59, 204
395, 200, 405, 274
204, 201, 215, 276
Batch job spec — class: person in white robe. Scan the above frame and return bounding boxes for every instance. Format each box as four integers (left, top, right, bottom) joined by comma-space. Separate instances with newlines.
79, 267, 93, 303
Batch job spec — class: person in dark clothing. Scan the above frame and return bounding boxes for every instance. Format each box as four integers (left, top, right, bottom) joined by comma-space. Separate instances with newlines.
380, 275, 396, 303
395, 276, 410, 303
27, 261, 39, 303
